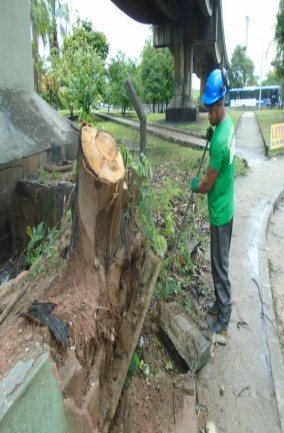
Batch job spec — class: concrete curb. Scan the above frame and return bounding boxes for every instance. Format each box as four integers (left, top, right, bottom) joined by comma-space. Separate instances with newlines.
0, 351, 66, 433
258, 187, 284, 432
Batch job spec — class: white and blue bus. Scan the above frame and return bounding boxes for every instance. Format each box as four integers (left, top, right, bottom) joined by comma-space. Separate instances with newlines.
229, 85, 281, 108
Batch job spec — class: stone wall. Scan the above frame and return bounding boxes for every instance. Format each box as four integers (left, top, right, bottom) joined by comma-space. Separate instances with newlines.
0, 133, 78, 262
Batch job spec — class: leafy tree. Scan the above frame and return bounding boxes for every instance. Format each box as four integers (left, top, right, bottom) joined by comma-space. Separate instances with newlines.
67, 45, 105, 117
64, 18, 109, 61
273, 0, 284, 91
30, 0, 50, 91
158, 47, 174, 109
30, 0, 69, 92
39, 19, 107, 117
107, 52, 139, 116
262, 69, 281, 86
45, 0, 69, 51
41, 48, 62, 108
60, 21, 107, 117
140, 41, 174, 112
228, 45, 257, 88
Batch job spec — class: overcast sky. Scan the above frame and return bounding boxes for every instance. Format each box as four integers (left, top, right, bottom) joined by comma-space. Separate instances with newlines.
68, 0, 280, 84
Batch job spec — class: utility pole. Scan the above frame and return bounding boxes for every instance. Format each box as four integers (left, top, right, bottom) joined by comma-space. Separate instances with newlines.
245, 16, 249, 53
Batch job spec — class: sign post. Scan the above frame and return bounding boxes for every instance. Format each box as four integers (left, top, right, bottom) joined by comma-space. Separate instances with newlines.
270, 123, 284, 155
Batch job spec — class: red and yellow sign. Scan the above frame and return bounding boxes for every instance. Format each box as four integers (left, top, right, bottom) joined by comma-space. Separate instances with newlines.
270, 123, 284, 149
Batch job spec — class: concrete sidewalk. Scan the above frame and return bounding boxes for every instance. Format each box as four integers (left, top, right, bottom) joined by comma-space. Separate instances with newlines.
197, 112, 284, 433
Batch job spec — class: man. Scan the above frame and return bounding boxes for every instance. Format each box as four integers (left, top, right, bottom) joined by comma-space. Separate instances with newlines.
191, 69, 235, 335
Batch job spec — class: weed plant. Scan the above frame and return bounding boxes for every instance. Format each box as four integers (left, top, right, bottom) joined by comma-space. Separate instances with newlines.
25, 221, 61, 274
118, 134, 211, 301
29, 112, 248, 304
94, 114, 248, 302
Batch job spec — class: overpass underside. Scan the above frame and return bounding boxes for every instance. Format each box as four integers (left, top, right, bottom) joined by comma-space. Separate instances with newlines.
111, 0, 228, 121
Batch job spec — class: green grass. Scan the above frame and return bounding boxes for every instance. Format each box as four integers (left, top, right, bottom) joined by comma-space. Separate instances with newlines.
255, 109, 284, 144
80, 107, 282, 302
88, 110, 252, 300
63, 102, 283, 147
95, 116, 204, 170
97, 107, 284, 154
93, 110, 246, 175
100, 108, 243, 135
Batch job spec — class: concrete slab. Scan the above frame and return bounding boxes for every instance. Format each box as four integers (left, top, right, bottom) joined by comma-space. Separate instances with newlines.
158, 301, 211, 372
0, 89, 77, 166
0, 351, 66, 433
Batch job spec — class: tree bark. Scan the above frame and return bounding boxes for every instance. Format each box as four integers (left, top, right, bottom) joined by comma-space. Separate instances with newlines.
71, 124, 126, 268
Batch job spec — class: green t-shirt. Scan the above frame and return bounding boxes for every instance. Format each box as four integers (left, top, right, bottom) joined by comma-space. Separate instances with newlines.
208, 115, 235, 226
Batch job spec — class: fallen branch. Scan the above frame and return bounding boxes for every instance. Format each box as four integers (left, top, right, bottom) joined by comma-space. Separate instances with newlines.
0, 270, 28, 302
0, 282, 30, 325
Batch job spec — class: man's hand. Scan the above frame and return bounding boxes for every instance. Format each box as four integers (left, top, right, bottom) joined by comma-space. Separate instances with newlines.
206, 126, 214, 141
191, 176, 199, 193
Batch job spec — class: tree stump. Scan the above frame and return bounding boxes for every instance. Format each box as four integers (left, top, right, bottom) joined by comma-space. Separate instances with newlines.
71, 124, 126, 268
67, 124, 163, 431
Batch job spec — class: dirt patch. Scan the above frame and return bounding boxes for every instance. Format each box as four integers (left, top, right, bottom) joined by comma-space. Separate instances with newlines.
0, 157, 213, 432
0, 224, 211, 433
111, 374, 186, 433
107, 295, 210, 433
0, 251, 99, 378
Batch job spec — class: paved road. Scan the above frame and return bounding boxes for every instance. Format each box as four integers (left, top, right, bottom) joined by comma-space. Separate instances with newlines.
197, 112, 284, 433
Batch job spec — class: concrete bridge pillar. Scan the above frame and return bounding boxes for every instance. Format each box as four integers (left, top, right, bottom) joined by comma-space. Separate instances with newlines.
200, 66, 209, 109
153, 22, 198, 122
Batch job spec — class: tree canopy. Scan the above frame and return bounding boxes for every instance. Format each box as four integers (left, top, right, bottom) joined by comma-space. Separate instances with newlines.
29, 6, 177, 118
262, 70, 281, 86
140, 41, 174, 112
228, 45, 257, 88
59, 20, 107, 116
274, 0, 284, 84
63, 18, 109, 61
30, 0, 69, 91
107, 52, 139, 116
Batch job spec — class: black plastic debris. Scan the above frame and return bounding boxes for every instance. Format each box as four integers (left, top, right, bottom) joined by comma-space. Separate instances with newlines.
237, 321, 249, 329
20, 302, 69, 350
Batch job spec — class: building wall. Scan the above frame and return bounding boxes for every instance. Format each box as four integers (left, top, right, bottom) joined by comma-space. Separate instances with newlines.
0, 0, 33, 91
0, 2, 78, 261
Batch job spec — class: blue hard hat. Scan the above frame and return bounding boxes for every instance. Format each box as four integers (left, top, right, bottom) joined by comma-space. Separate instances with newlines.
202, 69, 227, 106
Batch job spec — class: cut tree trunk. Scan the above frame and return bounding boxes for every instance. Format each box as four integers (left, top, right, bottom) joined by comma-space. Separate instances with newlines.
71, 124, 126, 267
68, 124, 163, 432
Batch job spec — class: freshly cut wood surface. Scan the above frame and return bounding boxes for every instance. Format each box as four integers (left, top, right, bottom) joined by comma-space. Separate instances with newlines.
81, 125, 125, 183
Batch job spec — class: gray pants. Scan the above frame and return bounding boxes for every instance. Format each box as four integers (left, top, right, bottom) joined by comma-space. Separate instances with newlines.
210, 218, 233, 325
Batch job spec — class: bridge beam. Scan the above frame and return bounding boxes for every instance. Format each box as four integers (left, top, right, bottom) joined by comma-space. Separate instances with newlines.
112, 0, 228, 121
